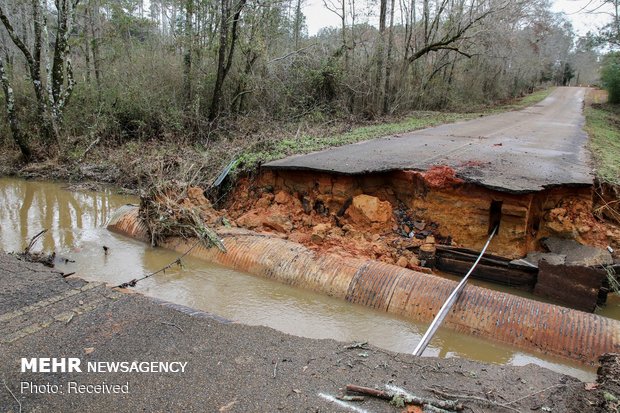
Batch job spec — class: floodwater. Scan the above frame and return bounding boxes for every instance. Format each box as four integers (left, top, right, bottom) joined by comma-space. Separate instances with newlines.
1, 177, 618, 381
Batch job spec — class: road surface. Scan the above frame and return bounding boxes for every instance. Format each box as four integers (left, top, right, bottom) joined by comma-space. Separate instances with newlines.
265, 87, 593, 193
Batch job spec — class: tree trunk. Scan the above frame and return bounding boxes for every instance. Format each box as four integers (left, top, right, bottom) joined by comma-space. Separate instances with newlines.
208, 0, 246, 122
374, 0, 387, 112
0, 58, 31, 160
382, 0, 395, 114
184, 0, 194, 107
209, 0, 230, 122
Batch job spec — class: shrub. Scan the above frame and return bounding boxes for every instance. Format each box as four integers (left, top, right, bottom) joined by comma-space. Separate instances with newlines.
602, 52, 620, 104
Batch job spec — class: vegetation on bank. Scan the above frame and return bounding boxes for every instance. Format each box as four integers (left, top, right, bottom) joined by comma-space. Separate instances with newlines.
0, 0, 599, 167
0, 87, 555, 190
586, 100, 620, 186
236, 88, 555, 173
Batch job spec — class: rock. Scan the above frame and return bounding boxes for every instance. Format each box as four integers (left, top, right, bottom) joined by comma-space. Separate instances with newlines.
401, 238, 425, 249
396, 256, 408, 267
542, 237, 613, 267
264, 214, 293, 233
329, 227, 344, 237
301, 196, 312, 214
187, 186, 211, 207
345, 195, 393, 225
408, 257, 421, 268
236, 211, 264, 229
274, 190, 291, 204
424, 235, 436, 245
310, 223, 332, 245
311, 233, 325, 244
255, 193, 273, 209
413, 221, 426, 231
288, 232, 311, 244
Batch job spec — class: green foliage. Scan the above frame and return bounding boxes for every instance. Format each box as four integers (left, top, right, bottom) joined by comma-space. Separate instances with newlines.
586, 102, 620, 185
602, 53, 620, 104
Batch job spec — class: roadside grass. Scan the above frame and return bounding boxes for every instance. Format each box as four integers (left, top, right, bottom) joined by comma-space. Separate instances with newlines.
236, 87, 556, 173
586, 101, 620, 185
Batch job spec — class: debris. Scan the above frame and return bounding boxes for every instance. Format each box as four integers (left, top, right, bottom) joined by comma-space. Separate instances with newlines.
84, 347, 95, 355
534, 261, 606, 312
140, 182, 226, 252
13, 229, 55, 267
344, 341, 368, 350
218, 399, 238, 412
422, 166, 464, 189
542, 237, 613, 267
511, 252, 566, 267
103, 245, 109, 255
584, 383, 598, 391
344, 384, 465, 412
345, 194, 393, 225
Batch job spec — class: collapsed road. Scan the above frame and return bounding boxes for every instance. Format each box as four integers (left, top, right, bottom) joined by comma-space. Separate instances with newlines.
264, 87, 592, 193
104, 86, 620, 367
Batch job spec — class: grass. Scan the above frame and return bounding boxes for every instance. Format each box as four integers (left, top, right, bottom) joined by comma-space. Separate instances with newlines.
585, 96, 620, 185
236, 87, 556, 174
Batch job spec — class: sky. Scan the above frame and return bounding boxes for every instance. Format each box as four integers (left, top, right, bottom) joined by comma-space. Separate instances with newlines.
303, 0, 612, 36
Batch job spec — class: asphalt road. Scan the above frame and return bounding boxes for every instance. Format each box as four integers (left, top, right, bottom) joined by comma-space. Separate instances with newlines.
265, 87, 593, 193
0, 253, 593, 412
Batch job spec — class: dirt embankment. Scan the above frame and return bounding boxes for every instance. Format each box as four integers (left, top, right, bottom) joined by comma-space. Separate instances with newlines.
217, 166, 620, 269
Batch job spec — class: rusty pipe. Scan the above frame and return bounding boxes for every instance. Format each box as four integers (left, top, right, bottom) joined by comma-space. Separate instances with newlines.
108, 206, 620, 364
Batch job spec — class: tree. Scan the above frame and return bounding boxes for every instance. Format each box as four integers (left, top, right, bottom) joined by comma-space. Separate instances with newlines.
602, 52, 620, 103
209, 0, 248, 122
0, 0, 80, 153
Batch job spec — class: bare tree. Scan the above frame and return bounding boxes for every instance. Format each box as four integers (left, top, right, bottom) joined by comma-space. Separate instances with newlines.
0, 0, 80, 151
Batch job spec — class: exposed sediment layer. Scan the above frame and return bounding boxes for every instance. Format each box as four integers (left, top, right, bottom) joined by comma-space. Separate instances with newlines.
247, 168, 615, 259
108, 206, 620, 364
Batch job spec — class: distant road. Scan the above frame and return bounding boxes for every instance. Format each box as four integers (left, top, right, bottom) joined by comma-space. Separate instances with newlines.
265, 87, 593, 193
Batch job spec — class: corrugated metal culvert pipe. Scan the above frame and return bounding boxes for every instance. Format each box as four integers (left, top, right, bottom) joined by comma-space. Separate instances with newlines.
108, 206, 620, 364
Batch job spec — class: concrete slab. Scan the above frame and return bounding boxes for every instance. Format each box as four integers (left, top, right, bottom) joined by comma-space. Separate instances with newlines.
265, 87, 594, 193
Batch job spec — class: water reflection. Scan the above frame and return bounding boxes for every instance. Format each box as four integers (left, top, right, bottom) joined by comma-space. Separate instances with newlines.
0, 177, 133, 253
0, 177, 608, 381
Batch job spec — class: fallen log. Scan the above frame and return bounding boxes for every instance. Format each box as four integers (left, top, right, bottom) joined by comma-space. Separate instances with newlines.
435, 245, 537, 289
345, 384, 465, 411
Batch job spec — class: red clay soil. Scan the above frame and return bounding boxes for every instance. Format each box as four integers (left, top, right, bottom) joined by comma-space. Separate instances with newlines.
422, 165, 464, 189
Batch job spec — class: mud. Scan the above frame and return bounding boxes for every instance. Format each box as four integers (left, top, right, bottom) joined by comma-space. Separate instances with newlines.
224, 169, 620, 264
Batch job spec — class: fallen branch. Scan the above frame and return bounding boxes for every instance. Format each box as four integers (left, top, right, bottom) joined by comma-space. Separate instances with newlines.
427, 387, 519, 413
346, 384, 391, 400
25, 229, 47, 254
501, 383, 568, 407
78, 135, 101, 163
3, 380, 21, 413
115, 239, 201, 288
345, 384, 464, 411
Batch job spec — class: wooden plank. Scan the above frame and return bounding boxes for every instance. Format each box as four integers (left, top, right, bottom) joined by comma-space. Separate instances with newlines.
436, 257, 536, 290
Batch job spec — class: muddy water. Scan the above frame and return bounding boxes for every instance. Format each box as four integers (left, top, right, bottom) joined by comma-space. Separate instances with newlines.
1, 178, 618, 381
